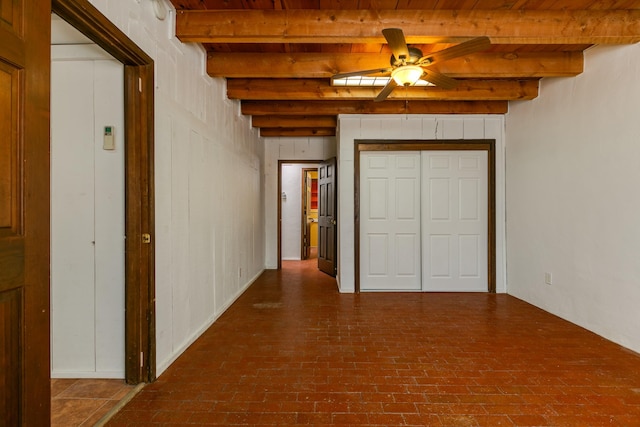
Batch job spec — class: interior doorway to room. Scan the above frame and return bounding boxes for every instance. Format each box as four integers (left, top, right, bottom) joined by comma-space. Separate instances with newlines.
52, 0, 156, 385
278, 159, 338, 276
50, 14, 126, 379
279, 162, 321, 263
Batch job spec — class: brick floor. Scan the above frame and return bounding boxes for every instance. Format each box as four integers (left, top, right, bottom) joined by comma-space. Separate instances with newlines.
107, 260, 640, 426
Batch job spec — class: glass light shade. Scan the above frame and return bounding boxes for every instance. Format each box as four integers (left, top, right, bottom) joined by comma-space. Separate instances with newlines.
391, 65, 424, 86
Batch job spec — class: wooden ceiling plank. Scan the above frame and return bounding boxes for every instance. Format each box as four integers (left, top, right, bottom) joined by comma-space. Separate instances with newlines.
242, 100, 509, 115
227, 78, 539, 100
252, 115, 338, 128
260, 128, 337, 137
208, 51, 583, 78
176, 9, 640, 44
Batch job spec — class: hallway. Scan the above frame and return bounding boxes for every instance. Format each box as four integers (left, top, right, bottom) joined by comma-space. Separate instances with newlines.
107, 260, 640, 426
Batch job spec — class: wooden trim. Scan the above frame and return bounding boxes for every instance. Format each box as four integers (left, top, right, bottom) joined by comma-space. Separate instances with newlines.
277, 160, 323, 269
177, 9, 640, 45
242, 100, 508, 116
354, 140, 496, 293
228, 78, 540, 101
22, 3, 52, 424
52, 0, 156, 384
213, 52, 583, 79
51, 0, 152, 65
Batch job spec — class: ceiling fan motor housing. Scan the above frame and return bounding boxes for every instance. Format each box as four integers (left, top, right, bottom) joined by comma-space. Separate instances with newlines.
390, 46, 423, 66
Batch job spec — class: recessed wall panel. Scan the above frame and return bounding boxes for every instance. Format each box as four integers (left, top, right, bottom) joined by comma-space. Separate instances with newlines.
368, 178, 388, 220
459, 156, 480, 170
0, 62, 21, 235
368, 234, 388, 276
0, 1, 22, 33
430, 156, 450, 170
429, 235, 451, 278
459, 178, 480, 220
368, 156, 387, 169
396, 155, 417, 169
430, 178, 450, 220
459, 235, 480, 278
0, 288, 21, 425
396, 234, 417, 276
396, 178, 417, 220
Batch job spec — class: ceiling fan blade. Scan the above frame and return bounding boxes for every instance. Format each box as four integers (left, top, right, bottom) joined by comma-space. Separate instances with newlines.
333, 67, 392, 80
420, 69, 458, 90
374, 79, 398, 102
417, 36, 491, 66
382, 28, 410, 63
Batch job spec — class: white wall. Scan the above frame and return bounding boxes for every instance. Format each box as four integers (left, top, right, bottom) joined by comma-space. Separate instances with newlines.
281, 164, 319, 260
51, 47, 125, 378
87, 0, 265, 375
338, 115, 506, 293
506, 43, 640, 353
263, 137, 337, 268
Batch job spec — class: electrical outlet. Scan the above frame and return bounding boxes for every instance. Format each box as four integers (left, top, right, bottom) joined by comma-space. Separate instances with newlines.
545, 272, 553, 285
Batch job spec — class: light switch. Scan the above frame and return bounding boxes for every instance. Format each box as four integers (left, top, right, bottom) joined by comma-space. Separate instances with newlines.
103, 126, 115, 150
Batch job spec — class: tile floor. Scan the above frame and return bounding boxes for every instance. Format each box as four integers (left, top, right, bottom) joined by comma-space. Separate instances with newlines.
52, 378, 136, 426
107, 259, 640, 426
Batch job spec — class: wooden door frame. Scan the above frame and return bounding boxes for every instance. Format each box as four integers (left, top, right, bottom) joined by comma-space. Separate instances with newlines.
277, 160, 322, 269
52, 0, 156, 384
354, 140, 496, 293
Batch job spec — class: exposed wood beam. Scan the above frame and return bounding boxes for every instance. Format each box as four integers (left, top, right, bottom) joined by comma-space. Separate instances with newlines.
242, 100, 508, 115
260, 128, 336, 137
176, 10, 640, 44
228, 79, 539, 101
208, 52, 583, 78
252, 115, 337, 128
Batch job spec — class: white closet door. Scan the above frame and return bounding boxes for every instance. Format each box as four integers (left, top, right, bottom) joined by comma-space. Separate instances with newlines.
421, 151, 488, 291
360, 152, 421, 291
51, 60, 97, 373
51, 49, 125, 378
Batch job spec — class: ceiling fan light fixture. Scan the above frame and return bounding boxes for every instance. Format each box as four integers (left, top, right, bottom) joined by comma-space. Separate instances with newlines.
391, 65, 423, 86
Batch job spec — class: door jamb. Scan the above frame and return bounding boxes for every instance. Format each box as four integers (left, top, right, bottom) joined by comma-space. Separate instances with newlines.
277, 160, 323, 269
52, 0, 156, 384
354, 140, 496, 294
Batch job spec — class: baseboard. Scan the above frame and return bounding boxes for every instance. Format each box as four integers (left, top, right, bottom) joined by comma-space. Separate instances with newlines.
51, 371, 124, 379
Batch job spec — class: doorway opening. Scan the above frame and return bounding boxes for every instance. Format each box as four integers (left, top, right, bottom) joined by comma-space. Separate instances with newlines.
278, 159, 338, 276
50, 14, 126, 380
52, 0, 156, 385
279, 162, 321, 265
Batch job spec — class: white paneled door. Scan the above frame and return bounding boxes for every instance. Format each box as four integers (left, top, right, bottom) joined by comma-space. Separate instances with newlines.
422, 151, 488, 291
360, 152, 422, 291
359, 150, 488, 292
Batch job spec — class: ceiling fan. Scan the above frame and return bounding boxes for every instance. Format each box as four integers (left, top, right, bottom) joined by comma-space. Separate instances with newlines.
333, 28, 491, 102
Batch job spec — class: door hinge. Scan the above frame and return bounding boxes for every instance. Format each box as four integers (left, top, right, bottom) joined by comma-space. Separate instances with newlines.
140, 351, 144, 368
138, 77, 142, 92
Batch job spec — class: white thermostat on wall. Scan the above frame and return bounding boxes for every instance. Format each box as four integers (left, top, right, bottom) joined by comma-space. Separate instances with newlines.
103, 126, 115, 150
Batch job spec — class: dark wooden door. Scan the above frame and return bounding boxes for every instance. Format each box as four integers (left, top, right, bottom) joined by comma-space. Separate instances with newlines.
0, 0, 51, 424
318, 158, 337, 277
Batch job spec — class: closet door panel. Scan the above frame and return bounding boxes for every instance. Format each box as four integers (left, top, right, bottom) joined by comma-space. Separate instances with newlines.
422, 151, 488, 292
